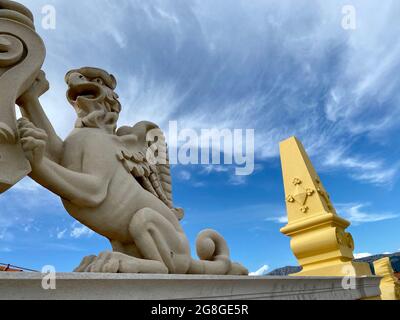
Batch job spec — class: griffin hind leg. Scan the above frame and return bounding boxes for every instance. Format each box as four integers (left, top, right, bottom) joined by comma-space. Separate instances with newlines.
129, 208, 192, 274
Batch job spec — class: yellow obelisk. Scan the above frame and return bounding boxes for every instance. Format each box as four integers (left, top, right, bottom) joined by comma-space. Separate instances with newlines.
280, 137, 371, 276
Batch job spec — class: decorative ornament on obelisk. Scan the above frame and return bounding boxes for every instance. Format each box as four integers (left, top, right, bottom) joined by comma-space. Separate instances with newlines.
0, 0, 45, 193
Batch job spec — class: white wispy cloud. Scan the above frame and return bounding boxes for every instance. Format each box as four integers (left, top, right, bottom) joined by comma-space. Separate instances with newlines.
200, 165, 249, 186
354, 251, 396, 259
193, 181, 206, 188
70, 223, 94, 239
323, 148, 399, 185
354, 253, 373, 259
56, 229, 67, 240
250, 265, 270, 276
228, 175, 247, 186
201, 165, 230, 175
338, 203, 399, 225
265, 216, 288, 224
351, 169, 399, 186
178, 170, 192, 181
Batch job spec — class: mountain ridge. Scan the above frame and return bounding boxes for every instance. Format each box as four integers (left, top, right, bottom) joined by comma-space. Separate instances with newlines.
268, 252, 400, 276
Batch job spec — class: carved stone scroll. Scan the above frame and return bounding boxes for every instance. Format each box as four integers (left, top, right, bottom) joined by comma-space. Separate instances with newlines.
0, 0, 46, 193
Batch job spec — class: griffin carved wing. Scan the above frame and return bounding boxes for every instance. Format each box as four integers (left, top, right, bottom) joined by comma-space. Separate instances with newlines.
116, 121, 184, 221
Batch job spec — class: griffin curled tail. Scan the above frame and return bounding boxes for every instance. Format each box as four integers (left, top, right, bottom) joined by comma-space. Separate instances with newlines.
188, 229, 248, 275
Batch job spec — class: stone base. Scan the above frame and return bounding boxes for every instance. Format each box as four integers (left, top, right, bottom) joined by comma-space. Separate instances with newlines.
0, 273, 381, 300
291, 261, 372, 277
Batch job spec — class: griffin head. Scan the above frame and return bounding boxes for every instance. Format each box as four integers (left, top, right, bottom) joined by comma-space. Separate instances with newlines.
65, 67, 121, 132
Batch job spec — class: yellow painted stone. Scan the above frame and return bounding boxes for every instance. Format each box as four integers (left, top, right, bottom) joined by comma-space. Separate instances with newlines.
374, 258, 400, 300
280, 137, 371, 277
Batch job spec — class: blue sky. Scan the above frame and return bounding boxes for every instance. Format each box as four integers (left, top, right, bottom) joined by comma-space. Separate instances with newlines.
1, 0, 400, 274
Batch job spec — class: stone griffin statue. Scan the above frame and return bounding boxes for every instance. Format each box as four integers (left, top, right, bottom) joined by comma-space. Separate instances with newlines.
0, 0, 247, 275
14, 67, 248, 275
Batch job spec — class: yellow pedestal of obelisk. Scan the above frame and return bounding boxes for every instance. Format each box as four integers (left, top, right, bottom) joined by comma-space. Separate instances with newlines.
374, 258, 400, 300
280, 137, 371, 277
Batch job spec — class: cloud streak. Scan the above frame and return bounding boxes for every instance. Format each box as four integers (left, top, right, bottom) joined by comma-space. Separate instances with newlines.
266, 216, 289, 224
323, 148, 399, 185
354, 253, 373, 259
338, 203, 399, 225
70, 222, 94, 239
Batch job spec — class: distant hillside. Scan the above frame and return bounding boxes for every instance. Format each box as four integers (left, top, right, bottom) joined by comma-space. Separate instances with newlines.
268, 266, 301, 276
269, 252, 400, 276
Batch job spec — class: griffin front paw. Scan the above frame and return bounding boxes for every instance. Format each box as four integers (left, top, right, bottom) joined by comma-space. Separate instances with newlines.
17, 117, 48, 165
75, 251, 121, 273
17, 70, 49, 106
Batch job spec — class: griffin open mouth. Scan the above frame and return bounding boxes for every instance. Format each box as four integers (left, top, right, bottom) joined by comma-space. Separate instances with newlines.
67, 83, 103, 103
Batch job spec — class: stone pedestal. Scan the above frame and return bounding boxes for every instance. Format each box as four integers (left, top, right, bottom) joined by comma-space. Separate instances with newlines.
0, 273, 381, 300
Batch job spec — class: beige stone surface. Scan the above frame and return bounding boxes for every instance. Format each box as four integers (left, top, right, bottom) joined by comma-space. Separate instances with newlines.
0, 273, 382, 300
0, 0, 45, 193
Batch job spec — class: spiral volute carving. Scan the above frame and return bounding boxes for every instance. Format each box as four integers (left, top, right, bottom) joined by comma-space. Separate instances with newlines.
0, 33, 24, 67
